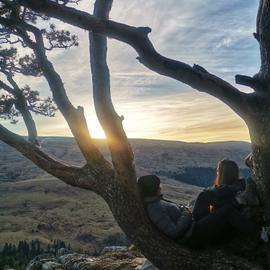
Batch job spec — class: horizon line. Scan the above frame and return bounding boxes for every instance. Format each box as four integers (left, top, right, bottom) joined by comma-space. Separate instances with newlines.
28, 135, 251, 145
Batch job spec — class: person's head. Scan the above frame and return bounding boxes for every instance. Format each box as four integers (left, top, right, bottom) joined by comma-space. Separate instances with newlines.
214, 159, 239, 186
137, 175, 161, 198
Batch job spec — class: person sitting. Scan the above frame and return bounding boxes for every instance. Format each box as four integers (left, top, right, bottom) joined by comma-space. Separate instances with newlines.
137, 163, 258, 248
138, 174, 193, 241
192, 159, 246, 221
192, 157, 260, 221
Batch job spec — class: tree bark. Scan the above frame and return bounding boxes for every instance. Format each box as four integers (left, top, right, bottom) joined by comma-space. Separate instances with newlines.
252, 144, 270, 224
89, 0, 137, 193
256, 0, 270, 83
249, 129, 270, 266
248, 102, 270, 226
0, 0, 269, 269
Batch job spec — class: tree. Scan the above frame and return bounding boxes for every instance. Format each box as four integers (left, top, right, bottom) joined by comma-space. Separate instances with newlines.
0, 0, 269, 269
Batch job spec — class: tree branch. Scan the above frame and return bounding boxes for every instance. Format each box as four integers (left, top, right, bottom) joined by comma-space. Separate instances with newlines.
0, 78, 38, 144
255, 0, 270, 84
18, 0, 249, 119
235, 74, 267, 93
0, 16, 112, 172
235, 75, 257, 88
0, 123, 101, 190
89, 0, 136, 187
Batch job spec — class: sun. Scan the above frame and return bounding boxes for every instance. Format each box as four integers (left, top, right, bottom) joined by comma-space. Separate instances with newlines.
86, 115, 106, 139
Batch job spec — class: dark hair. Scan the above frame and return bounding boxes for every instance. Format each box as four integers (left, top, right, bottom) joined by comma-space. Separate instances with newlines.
214, 159, 239, 186
137, 175, 161, 198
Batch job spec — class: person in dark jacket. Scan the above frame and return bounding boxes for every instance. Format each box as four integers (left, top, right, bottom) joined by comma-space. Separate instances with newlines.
192, 159, 246, 221
138, 162, 258, 248
193, 158, 260, 221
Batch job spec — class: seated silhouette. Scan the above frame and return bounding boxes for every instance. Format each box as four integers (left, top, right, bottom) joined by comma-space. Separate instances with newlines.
137, 158, 259, 248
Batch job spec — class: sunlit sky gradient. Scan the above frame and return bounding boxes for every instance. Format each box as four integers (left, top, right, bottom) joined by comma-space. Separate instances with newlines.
2, 0, 260, 142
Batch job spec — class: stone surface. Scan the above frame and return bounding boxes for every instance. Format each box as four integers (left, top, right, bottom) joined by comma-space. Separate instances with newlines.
100, 246, 128, 255
26, 247, 146, 270
135, 259, 159, 270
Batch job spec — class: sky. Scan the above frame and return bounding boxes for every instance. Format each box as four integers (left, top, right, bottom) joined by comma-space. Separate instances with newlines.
2, 0, 261, 142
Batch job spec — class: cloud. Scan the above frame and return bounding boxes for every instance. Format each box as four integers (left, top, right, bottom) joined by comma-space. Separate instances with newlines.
2, 0, 260, 142
216, 38, 233, 49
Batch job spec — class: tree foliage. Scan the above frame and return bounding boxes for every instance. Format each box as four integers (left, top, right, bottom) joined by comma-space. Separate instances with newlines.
0, 0, 80, 137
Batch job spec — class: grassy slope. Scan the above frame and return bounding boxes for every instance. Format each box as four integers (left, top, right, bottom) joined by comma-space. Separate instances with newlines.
0, 137, 250, 252
0, 176, 201, 253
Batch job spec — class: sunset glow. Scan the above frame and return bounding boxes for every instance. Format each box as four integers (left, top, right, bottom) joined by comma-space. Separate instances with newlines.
1, 0, 259, 143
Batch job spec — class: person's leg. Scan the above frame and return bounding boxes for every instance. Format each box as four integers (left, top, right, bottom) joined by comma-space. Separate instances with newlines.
188, 204, 257, 248
192, 190, 217, 221
227, 204, 257, 234
188, 204, 229, 248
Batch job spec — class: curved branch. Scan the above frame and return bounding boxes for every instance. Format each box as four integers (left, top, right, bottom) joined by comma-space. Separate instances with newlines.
0, 16, 112, 172
89, 0, 136, 187
255, 0, 270, 84
19, 0, 249, 119
0, 78, 38, 144
0, 124, 100, 190
232, 0, 270, 93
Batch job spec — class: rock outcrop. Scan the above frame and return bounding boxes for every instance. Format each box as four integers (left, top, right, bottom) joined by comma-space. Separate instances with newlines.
26, 247, 151, 270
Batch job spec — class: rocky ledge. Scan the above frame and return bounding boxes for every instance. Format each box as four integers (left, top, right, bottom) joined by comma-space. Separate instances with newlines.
25, 246, 158, 270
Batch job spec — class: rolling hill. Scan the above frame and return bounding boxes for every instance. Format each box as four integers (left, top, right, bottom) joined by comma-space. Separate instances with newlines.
0, 137, 251, 252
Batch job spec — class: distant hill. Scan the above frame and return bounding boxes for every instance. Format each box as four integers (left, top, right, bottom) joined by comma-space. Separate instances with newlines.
0, 137, 251, 252
0, 137, 251, 186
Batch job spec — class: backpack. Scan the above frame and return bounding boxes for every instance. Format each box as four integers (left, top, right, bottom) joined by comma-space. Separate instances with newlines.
235, 177, 261, 221
235, 177, 260, 207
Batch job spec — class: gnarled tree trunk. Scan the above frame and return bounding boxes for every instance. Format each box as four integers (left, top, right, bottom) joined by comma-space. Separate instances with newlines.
0, 0, 270, 269
249, 115, 270, 225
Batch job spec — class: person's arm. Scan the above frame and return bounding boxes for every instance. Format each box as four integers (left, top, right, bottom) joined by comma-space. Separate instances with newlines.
214, 186, 235, 198
147, 203, 191, 239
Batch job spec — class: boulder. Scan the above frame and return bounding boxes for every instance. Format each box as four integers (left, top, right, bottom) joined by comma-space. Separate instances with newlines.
58, 253, 94, 269
42, 261, 64, 270
26, 254, 62, 270
26, 247, 145, 270
57, 248, 73, 257
100, 245, 128, 255
136, 259, 159, 270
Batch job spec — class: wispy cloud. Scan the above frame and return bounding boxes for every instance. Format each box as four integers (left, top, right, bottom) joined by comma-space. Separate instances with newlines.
1, 0, 260, 142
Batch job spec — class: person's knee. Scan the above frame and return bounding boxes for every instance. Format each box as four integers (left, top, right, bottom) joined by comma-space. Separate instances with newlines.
226, 203, 238, 213
196, 191, 208, 201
